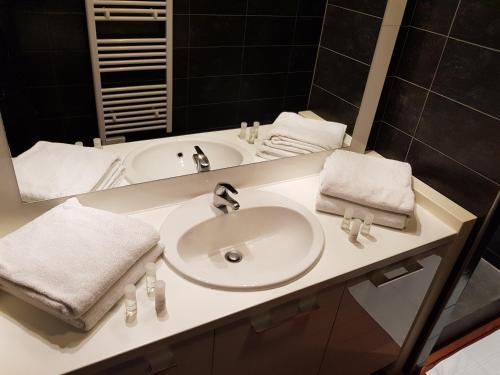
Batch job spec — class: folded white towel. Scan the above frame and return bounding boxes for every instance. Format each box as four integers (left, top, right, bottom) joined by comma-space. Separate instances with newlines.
1, 244, 164, 331
67, 244, 164, 330
13, 141, 122, 202
265, 112, 347, 150
256, 144, 299, 160
0, 198, 160, 319
320, 150, 415, 216
315, 193, 407, 229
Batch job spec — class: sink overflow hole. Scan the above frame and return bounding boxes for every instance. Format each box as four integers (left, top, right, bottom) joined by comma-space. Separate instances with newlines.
225, 250, 243, 263
177, 152, 183, 158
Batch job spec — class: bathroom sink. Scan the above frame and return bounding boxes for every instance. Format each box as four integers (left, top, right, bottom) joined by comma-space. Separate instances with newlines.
160, 190, 324, 290
124, 139, 253, 183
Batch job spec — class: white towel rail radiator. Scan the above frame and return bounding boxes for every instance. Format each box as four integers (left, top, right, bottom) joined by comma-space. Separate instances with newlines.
85, 0, 173, 143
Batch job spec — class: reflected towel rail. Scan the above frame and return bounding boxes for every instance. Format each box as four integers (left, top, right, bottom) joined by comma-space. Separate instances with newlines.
85, 0, 173, 142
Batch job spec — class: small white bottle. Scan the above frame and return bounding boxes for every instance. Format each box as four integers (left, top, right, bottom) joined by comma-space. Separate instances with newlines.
93, 138, 102, 149
341, 207, 354, 231
145, 262, 156, 298
349, 219, 362, 243
252, 121, 260, 138
361, 213, 374, 236
247, 128, 256, 144
124, 284, 137, 323
155, 280, 166, 315
239, 122, 248, 140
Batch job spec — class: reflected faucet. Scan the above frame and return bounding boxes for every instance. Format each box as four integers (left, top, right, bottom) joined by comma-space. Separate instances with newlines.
213, 183, 240, 212
193, 146, 210, 172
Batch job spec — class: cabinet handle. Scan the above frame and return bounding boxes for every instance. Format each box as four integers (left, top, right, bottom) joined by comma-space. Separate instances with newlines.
250, 296, 320, 334
369, 259, 424, 287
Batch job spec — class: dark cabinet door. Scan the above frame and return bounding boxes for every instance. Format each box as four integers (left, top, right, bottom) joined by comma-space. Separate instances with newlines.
319, 247, 445, 375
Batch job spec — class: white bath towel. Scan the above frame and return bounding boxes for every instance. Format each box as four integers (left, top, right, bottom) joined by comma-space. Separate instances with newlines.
13, 141, 122, 202
256, 144, 299, 160
0, 198, 160, 319
320, 150, 415, 215
1, 244, 164, 331
315, 193, 407, 229
266, 112, 347, 150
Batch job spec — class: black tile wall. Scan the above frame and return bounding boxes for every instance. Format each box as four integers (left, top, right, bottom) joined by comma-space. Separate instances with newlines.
174, 0, 327, 134
371, 0, 500, 219
0, 1, 98, 155
1, 0, 328, 153
309, 0, 387, 134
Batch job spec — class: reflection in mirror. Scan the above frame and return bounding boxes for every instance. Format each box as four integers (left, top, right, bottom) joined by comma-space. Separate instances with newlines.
0, 0, 389, 202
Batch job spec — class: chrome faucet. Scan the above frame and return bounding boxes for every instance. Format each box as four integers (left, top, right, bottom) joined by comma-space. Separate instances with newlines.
213, 183, 240, 212
192, 146, 210, 172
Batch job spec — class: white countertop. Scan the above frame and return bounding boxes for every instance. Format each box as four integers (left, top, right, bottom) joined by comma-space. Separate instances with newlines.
0, 174, 456, 375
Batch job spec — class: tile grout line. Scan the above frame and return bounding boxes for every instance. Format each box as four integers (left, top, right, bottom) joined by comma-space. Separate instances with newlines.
319, 46, 371, 66
408, 25, 500, 53
380, 121, 500, 186
374, 0, 414, 151
236, 0, 250, 122
393, 76, 500, 121
404, 0, 463, 162
328, 4, 383, 20
312, 84, 360, 109
307, 0, 329, 109
185, 0, 192, 130
282, 0, 302, 110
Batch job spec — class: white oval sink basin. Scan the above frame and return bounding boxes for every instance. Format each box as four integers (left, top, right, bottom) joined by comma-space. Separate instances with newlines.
161, 190, 324, 290
124, 139, 253, 183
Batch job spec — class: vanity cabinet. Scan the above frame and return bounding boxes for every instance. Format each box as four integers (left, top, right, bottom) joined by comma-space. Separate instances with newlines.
95, 331, 213, 375
212, 285, 343, 375
319, 246, 446, 375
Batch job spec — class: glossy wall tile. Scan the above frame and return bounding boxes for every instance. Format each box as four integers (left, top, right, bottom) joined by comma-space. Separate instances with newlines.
309, 0, 387, 134
370, 0, 500, 219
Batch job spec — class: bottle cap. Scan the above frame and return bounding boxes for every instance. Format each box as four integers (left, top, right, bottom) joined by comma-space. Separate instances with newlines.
124, 284, 136, 299
146, 262, 156, 276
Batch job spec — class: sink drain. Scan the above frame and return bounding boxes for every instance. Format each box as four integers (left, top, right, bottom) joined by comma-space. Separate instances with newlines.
225, 250, 243, 263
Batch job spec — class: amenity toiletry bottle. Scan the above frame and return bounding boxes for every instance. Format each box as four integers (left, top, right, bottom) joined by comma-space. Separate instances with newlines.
253, 121, 260, 138
146, 262, 156, 298
155, 280, 166, 315
239, 122, 248, 140
341, 207, 354, 231
247, 128, 256, 144
361, 213, 374, 236
93, 138, 102, 149
349, 219, 362, 243
124, 284, 137, 323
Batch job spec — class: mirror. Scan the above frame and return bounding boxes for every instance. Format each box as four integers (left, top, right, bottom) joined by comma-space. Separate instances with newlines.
0, 0, 393, 202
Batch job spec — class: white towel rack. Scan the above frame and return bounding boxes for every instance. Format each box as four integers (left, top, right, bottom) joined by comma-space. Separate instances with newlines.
85, 0, 173, 143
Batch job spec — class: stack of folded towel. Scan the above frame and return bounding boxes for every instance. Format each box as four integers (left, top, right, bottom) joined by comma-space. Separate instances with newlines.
316, 150, 415, 229
0, 198, 163, 330
13, 141, 125, 202
256, 112, 347, 160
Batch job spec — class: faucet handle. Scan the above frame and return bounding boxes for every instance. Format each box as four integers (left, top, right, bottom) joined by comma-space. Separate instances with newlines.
215, 182, 238, 196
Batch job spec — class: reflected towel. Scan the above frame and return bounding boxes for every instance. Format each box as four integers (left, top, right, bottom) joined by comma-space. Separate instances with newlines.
256, 112, 346, 159
266, 112, 347, 150
320, 150, 415, 216
0, 198, 160, 319
315, 193, 407, 229
13, 141, 122, 202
